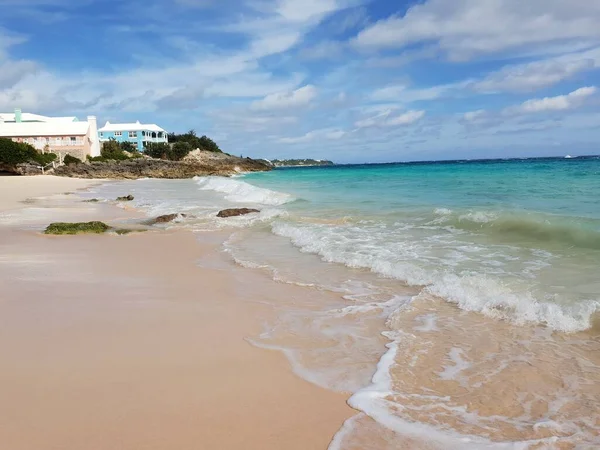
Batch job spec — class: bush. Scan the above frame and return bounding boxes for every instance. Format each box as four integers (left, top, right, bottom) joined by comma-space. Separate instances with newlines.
167, 130, 222, 153
197, 135, 221, 153
64, 154, 82, 165
101, 139, 129, 161
0, 138, 57, 166
144, 141, 192, 161
145, 142, 170, 159
119, 141, 136, 152
87, 155, 107, 162
35, 152, 57, 165
169, 141, 193, 161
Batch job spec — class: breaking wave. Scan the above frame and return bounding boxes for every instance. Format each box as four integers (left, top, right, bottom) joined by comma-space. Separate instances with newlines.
195, 176, 295, 206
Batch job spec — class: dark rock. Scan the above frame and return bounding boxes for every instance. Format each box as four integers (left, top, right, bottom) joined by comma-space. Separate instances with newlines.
217, 208, 260, 218
147, 213, 187, 225
0, 162, 46, 176
116, 195, 134, 201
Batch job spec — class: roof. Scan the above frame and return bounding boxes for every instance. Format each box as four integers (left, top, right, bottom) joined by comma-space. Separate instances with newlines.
98, 121, 166, 133
0, 121, 90, 137
0, 112, 78, 123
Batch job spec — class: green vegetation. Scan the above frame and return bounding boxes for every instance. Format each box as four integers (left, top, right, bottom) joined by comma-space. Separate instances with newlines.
167, 130, 222, 153
63, 154, 82, 165
144, 142, 170, 159
0, 138, 57, 166
144, 140, 193, 161
170, 141, 193, 161
87, 140, 142, 162
100, 140, 130, 161
83, 198, 100, 202
44, 221, 111, 235
116, 195, 134, 201
146, 131, 222, 161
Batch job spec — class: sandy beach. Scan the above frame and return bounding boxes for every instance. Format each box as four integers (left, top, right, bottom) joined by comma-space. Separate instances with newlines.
0, 176, 353, 450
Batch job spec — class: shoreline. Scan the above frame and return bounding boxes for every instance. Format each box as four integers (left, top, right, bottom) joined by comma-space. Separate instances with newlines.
0, 176, 355, 450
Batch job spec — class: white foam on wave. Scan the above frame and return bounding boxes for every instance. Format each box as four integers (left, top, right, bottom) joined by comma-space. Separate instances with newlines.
271, 221, 599, 332
195, 176, 295, 206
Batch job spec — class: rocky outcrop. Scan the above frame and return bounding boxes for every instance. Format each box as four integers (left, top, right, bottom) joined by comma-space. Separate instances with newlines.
147, 213, 187, 225
0, 162, 48, 176
54, 155, 270, 180
217, 208, 260, 218
44, 221, 110, 235
116, 195, 134, 201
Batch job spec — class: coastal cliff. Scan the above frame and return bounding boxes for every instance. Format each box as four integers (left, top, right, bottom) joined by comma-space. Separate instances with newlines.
53, 152, 270, 179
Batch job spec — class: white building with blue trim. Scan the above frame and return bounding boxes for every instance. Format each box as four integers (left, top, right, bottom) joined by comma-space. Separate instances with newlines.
98, 120, 168, 151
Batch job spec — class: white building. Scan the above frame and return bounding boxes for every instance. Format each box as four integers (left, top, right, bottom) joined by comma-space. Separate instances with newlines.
0, 109, 101, 159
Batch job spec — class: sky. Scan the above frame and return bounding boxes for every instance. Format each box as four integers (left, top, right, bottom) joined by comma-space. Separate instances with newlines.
1, 0, 600, 163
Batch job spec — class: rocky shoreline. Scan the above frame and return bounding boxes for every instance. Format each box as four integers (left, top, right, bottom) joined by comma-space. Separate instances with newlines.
1, 150, 271, 179
53, 153, 270, 179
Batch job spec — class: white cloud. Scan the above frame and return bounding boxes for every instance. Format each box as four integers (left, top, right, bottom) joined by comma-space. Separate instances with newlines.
355, 109, 425, 128
277, 127, 348, 144
251, 85, 317, 111
473, 47, 600, 93
505, 86, 597, 115
371, 82, 466, 103
224, 0, 359, 59
386, 110, 426, 126
353, 0, 600, 60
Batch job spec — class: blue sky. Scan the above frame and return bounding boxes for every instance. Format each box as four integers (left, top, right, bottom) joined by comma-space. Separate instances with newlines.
1, 0, 600, 163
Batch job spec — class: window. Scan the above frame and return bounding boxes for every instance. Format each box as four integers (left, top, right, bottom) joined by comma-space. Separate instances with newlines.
114, 131, 122, 137
70, 137, 76, 142
128, 131, 137, 138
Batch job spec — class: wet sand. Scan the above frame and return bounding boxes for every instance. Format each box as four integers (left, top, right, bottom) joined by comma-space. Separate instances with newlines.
0, 176, 354, 450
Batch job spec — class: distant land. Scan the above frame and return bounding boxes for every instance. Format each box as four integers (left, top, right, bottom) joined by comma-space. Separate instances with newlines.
263, 159, 335, 167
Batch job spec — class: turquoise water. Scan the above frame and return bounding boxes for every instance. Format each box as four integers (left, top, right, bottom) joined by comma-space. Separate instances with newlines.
242, 157, 600, 331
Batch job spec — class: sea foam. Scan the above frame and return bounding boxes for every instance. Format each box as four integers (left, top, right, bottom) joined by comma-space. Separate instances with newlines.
271, 221, 599, 332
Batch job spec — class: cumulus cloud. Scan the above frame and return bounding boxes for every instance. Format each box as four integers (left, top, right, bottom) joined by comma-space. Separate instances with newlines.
251, 85, 317, 111
353, 0, 600, 60
505, 86, 597, 114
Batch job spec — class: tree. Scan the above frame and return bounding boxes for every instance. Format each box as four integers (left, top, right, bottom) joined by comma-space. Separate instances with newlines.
197, 135, 221, 153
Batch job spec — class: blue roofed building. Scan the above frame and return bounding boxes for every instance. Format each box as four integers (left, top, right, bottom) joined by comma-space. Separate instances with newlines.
97, 120, 168, 151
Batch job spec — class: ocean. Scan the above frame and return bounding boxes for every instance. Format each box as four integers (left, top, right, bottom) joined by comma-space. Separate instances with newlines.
86, 156, 600, 449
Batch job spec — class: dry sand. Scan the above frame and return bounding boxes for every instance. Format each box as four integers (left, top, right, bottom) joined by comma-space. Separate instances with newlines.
0, 175, 97, 211
0, 176, 354, 450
